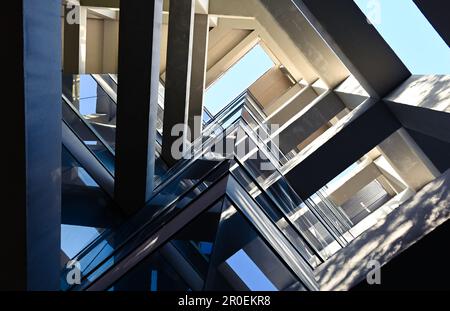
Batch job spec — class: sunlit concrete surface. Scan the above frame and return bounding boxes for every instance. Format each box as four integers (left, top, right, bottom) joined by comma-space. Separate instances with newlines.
315, 170, 450, 291
385, 75, 450, 113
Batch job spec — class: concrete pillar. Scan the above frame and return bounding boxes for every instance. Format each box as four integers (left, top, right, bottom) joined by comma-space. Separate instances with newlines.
102, 20, 119, 73
114, 0, 163, 215
162, 0, 195, 166
188, 13, 209, 142
2, 0, 61, 290
293, 0, 411, 98
63, 3, 87, 74
259, 0, 350, 88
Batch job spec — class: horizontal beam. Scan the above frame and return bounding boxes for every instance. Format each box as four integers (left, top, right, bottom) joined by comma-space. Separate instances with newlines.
284, 100, 401, 199
293, 0, 411, 98
413, 0, 450, 46
80, 0, 119, 7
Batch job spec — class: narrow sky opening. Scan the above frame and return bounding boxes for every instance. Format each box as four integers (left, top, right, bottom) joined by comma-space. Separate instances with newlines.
226, 249, 278, 291
204, 44, 275, 116
354, 0, 450, 74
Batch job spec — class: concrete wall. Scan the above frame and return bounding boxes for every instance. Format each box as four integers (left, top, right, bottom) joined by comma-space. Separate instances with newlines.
86, 18, 104, 73
248, 67, 294, 110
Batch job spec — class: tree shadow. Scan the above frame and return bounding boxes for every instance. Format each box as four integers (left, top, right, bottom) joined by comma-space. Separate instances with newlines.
315, 169, 450, 290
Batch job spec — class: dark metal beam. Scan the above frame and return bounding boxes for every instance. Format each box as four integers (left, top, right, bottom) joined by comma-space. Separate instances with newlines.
413, 0, 450, 46
293, 0, 411, 98
80, 0, 119, 8
188, 14, 209, 142
2, 0, 61, 290
162, 0, 195, 166
115, 0, 163, 214
285, 101, 401, 199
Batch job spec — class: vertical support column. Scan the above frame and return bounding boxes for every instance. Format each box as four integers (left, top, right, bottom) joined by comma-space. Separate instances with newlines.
102, 20, 119, 73
162, 0, 195, 166
188, 13, 209, 142
2, 0, 61, 290
115, 0, 163, 214
63, 2, 87, 74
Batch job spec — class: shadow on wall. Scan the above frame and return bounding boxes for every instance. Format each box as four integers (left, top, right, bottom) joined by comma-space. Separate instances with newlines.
315, 169, 450, 290
388, 75, 450, 112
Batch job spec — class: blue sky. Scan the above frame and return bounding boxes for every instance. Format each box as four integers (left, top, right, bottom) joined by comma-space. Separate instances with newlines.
204, 44, 274, 115
226, 249, 278, 291
354, 0, 450, 74
205, 0, 450, 116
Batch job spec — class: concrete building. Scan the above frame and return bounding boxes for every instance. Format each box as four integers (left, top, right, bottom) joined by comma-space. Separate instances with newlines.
2, 0, 449, 291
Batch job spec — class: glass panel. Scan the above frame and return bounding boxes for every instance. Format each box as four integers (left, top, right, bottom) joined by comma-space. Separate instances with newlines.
96, 74, 118, 94
233, 124, 343, 260
205, 200, 306, 291
68, 157, 231, 288
63, 74, 117, 150
61, 146, 118, 289
62, 101, 115, 175
108, 200, 224, 291
230, 164, 322, 268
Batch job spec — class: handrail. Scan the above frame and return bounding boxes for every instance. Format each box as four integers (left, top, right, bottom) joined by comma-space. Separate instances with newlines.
62, 94, 116, 158
91, 74, 117, 103
67, 159, 232, 291
67, 124, 238, 270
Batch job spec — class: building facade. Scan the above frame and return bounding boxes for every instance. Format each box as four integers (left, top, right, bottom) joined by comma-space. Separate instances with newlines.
2, 0, 450, 291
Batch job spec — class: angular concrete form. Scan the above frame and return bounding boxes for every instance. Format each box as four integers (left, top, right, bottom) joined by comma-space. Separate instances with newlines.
384, 75, 450, 173
284, 101, 401, 199
316, 170, 450, 290
276, 91, 346, 154
385, 75, 450, 143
